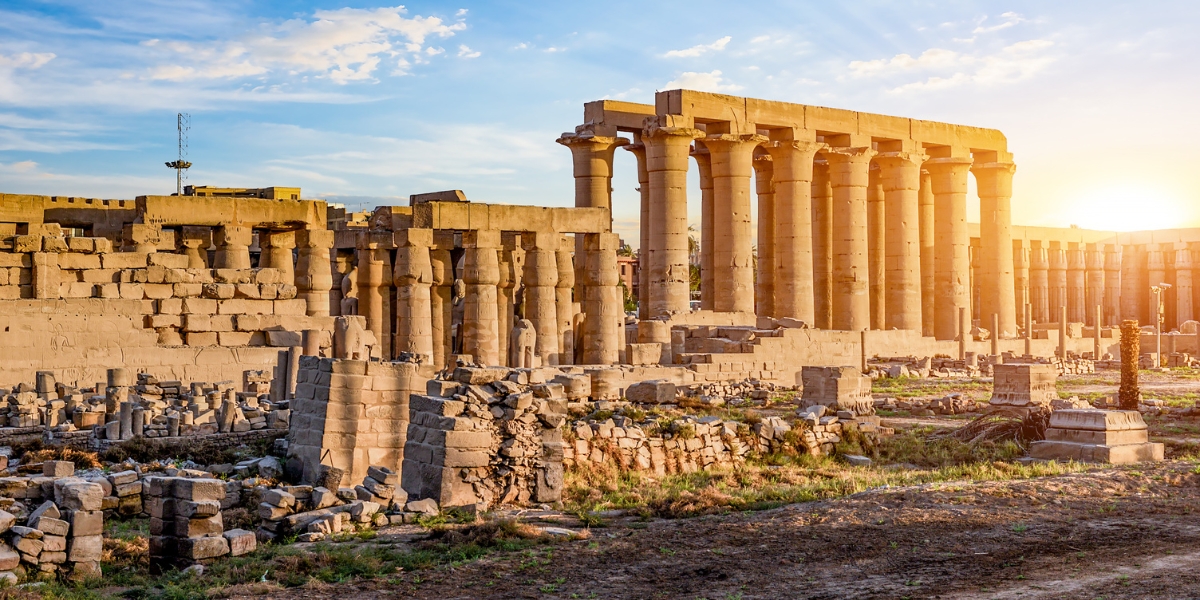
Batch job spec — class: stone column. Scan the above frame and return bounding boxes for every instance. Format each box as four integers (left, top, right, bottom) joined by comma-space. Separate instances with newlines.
827, 146, 876, 331
1142, 244, 1161, 326
925, 156, 973, 340
180, 227, 211, 269
1176, 244, 1194, 326
214, 226, 252, 270
876, 151, 924, 332
705, 133, 765, 315
866, 163, 886, 330
1085, 243, 1105, 327
259, 230, 296, 285
1048, 244, 1067, 326
1030, 242, 1049, 323
643, 124, 702, 317
462, 230, 501, 365
556, 235, 576, 365
497, 235, 516, 367
393, 228, 434, 364
1067, 244, 1086, 324
356, 232, 392, 359
1120, 244, 1145, 323
1013, 239, 1030, 329
812, 159, 834, 329
429, 235, 455, 369
583, 232, 622, 365
626, 142, 652, 320
918, 169, 936, 336
295, 229, 334, 317
522, 232, 560, 366
557, 131, 625, 210
765, 140, 822, 325
972, 160, 1017, 338
752, 153, 776, 317
1104, 244, 1122, 327
692, 146, 715, 311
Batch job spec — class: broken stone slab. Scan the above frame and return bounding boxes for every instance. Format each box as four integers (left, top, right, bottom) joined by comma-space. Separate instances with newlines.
624, 380, 677, 405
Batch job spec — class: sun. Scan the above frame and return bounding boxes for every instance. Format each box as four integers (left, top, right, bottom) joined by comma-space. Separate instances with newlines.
1057, 184, 1195, 232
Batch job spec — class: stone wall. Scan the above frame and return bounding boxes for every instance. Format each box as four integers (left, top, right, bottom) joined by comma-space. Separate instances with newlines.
289, 357, 432, 487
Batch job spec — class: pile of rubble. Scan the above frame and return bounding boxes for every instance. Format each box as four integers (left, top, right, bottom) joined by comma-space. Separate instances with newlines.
0, 461, 105, 581
146, 474, 255, 570
402, 366, 572, 510
675, 380, 786, 408
0, 368, 291, 440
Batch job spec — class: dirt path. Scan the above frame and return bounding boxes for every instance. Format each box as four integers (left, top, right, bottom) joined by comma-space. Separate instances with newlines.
235, 461, 1200, 600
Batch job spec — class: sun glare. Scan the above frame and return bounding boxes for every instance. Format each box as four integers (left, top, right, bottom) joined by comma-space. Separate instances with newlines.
1056, 184, 1195, 232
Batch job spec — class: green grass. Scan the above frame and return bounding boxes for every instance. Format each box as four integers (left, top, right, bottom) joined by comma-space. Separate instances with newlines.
871, 376, 993, 399
25, 519, 562, 600
563, 427, 1089, 518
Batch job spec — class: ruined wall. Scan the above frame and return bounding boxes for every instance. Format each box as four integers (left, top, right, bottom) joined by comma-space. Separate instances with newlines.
289, 357, 432, 487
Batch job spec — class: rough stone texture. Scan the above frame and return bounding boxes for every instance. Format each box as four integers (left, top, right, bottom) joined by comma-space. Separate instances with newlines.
1030, 409, 1164, 465
799, 366, 874, 415
989, 364, 1057, 407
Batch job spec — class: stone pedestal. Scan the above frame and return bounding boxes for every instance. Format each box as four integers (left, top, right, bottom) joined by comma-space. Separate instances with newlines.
799, 366, 873, 415
1030, 410, 1163, 464
989, 364, 1056, 408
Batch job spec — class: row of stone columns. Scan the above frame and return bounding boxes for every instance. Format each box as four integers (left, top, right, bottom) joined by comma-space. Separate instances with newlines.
1015, 241, 1198, 330
353, 227, 625, 368
561, 126, 1017, 341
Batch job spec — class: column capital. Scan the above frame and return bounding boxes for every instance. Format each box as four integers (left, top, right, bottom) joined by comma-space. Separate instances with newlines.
642, 125, 704, 141
766, 139, 825, 155
969, 161, 1017, 175
923, 155, 974, 172
874, 151, 928, 167
555, 131, 629, 149
824, 146, 877, 164
296, 228, 334, 249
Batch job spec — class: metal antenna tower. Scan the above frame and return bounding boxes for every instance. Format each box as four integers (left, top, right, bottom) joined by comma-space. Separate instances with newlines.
164, 113, 192, 195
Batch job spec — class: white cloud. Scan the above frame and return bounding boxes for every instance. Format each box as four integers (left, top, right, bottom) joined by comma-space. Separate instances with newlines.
544, 47, 563, 53
663, 70, 743, 93
455, 8, 468, 17
663, 36, 731, 58
750, 35, 770, 44
974, 12, 1025, 34
846, 40, 1056, 93
513, 42, 529, 50
0, 52, 56, 70
457, 45, 480, 58
144, 6, 467, 84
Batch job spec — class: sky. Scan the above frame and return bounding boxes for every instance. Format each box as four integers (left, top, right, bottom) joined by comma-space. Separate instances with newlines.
2, 0, 1199, 247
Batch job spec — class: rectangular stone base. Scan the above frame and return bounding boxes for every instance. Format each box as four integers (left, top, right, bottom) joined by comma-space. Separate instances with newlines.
1029, 440, 1164, 464
1044, 428, 1148, 446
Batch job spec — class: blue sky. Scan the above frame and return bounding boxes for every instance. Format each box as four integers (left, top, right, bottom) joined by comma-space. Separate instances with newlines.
2, 1, 1199, 245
